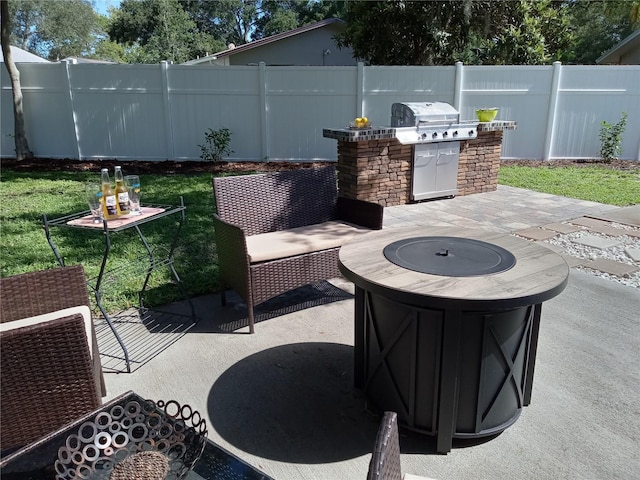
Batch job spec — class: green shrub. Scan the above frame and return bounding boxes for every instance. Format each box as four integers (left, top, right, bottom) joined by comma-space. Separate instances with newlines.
198, 128, 234, 162
599, 112, 627, 163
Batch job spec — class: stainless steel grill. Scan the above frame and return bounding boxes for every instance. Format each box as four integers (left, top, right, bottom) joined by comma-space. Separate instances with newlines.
391, 101, 478, 145
391, 101, 478, 201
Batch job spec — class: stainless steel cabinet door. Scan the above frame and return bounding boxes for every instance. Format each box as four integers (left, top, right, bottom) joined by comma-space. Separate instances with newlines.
412, 143, 438, 200
435, 142, 460, 193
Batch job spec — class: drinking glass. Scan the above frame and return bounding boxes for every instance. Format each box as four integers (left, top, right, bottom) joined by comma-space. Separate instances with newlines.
85, 183, 104, 223
124, 175, 141, 215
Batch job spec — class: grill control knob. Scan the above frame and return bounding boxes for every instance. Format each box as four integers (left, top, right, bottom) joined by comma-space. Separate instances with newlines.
422, 133, 427, 139
432, 132, 438, 139
442, 131, 448, 138
453, 130, 458, 137
469, 130, 475, 136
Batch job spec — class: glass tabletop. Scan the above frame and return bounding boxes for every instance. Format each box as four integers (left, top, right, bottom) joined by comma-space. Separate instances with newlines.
0, 391, 273, 480
44, 203, 185, 233
187, 441, 273, 480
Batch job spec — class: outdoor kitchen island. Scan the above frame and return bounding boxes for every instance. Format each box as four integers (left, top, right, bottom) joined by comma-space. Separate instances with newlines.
338, 226, 569, 454
323, 118, 517, 206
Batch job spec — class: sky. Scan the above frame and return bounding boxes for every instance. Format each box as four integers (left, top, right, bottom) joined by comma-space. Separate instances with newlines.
93, 0, 122, 16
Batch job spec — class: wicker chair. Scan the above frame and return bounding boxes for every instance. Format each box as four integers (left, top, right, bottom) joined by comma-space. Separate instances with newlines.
367, 412, 436, 480
212, 166, 383, 333
0, 265, 104, 452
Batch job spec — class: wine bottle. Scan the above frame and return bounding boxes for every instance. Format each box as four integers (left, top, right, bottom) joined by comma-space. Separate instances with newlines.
101, 168, 118, 220
114, 166, 130, 215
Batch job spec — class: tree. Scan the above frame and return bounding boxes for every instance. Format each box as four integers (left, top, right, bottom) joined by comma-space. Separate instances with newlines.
8, 0, 42, 50
8, 0, 101, 60
108, 0, 224, 63
480, 0, 573, 65
254, 1, 348, 39
180, 0, 258, 46
335, 1, 481, 65
254, 1, 299, 39
565, 0, 638, 64
89, 14, 128, 63
1, 0, 33, 160
335, 0, 576, 66
290, 0, 348, 25
180, 0, 348, 48
106, 0, 347, 62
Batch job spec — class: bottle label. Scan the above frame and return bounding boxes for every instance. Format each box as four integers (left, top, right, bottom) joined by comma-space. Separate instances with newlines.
105, 194, 117, 215
117, 191, 129, 210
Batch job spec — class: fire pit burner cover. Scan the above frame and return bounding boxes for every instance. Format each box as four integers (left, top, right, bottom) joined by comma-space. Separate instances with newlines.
383, 236, 516, 277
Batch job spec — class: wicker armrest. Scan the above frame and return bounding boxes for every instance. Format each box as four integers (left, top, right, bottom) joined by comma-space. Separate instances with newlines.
0, 265, 106, 399
367, 411, 402, 480
336, 197, 384, 230
0, 265, 90, 322
213, 214, 252, 301
0, 314, 101, 451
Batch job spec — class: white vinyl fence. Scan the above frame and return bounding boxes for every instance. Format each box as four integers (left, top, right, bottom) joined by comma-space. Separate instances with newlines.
1, 61, 639, 162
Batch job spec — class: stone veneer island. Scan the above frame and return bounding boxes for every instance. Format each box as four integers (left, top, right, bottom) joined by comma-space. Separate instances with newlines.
323, 121, 517, 207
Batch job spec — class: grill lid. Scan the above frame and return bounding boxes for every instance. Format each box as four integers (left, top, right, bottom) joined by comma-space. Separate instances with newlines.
391, 101, 460, 127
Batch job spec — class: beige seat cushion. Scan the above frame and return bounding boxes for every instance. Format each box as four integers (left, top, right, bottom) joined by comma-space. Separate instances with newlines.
246, 220, 372, 263
0, 305, 93, 356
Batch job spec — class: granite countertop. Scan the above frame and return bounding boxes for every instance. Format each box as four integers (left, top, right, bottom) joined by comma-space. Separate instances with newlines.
477, 121, 517, 132
323, 121, 517, 142
322, 126, 397, 142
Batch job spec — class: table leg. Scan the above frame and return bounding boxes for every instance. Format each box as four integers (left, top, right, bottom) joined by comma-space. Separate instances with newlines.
353, 286, 365, 389
436, 309, 462, 454
94, 224, 132, 373
44, 214, 132, 373
523, 303, 542, 406
135, 223, 155, 309
134, 197, 196, 319
43, 214, 65, 267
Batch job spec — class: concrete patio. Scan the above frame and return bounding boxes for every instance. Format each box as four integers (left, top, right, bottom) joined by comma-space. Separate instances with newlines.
102, 185, 640, 480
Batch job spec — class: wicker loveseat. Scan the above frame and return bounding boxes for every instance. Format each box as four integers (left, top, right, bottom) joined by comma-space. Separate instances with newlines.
212, 166, 384, 333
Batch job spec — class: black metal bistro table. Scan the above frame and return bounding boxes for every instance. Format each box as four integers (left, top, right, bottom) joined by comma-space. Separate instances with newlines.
43, 198, 196, 373
0, 391, 274, 480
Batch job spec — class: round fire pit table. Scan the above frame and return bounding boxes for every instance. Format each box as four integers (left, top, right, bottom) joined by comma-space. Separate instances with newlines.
338, 226, 569, 454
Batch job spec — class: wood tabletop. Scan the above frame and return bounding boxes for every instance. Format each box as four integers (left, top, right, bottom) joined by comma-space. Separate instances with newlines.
338, 226, 570, 309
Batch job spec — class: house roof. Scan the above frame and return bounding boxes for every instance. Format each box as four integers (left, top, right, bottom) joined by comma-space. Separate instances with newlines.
596, 29, 640, 64
0, 45, 50, 63
62, 57, 118, 64
184, 18, 346, 65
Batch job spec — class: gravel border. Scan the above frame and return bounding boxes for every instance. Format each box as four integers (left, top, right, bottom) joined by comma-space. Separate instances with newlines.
544, 222, 640, 289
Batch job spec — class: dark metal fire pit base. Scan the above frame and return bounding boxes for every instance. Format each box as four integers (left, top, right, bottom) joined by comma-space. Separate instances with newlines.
360, 288, 538, 442
339, 227, 569, 454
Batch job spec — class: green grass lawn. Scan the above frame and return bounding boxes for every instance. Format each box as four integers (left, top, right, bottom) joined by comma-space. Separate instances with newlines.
1, 164, 638, 313
0, 170, 219, 312
498, 165, 640, 207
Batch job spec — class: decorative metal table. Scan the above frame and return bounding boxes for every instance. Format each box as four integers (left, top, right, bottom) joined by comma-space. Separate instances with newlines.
42, 198, 196, 373
0, 391, 273, 480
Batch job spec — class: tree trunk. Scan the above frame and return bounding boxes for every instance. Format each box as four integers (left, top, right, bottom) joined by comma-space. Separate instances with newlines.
1, 0, 33, 161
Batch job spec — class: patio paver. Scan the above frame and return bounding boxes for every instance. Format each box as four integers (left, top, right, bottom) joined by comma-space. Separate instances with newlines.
573, 235, 622, 250
513, 227, 559, 241
582, 258, 640, 276
542, 222, 582, 234
625, 247, 640, 262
